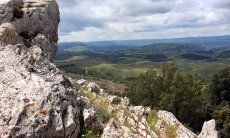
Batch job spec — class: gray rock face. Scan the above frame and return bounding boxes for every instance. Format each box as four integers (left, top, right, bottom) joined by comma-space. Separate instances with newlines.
198, 119, 220, 138
0, 0, 83, 137
157, 110, 197, 138
87, 82, 100, 92
0, 0, 59, 60
0, 40, 84, 137
83, 108, 96, 125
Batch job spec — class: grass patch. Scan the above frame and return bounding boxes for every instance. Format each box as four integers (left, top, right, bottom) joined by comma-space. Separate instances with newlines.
162, 121, 179, 138
58, 56, 87, 62
146, 109, 179, 138
88, 63, 115, 70
81, 127, 101, 138
81, 86, 111, 123
147, 109, 160, 135
124, 121, 132, 129
94, 106, 110, 124
66, 46, 89, 52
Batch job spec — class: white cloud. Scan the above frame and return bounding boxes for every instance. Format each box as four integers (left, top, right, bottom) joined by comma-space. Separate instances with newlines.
212, 0, 230, 9
56, 0, 230, 42
0, 0, 10, 4
1, 0, 225, 42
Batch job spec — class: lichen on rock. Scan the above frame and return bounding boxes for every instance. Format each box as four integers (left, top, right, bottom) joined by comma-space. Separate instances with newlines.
0, 0, 83, 137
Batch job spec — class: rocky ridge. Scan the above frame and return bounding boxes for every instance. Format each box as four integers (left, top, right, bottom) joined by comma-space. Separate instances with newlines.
0, 0, 220, 138
76, 79, 219, 138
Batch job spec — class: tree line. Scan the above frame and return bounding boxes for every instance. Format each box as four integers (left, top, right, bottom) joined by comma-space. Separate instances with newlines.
125, 62, 229, 138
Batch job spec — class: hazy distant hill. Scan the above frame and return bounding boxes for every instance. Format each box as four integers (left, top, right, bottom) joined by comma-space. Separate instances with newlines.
58, 35, 230, 50
140, 43, 207, 53
58, 41, 87, 50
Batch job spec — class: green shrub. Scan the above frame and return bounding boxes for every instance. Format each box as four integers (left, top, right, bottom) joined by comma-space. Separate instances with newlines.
94, 107, 110, 124
147, 109, 159, 134
127, 62, 211, 132
81, 127, 100, 138
210, 68, 230, 138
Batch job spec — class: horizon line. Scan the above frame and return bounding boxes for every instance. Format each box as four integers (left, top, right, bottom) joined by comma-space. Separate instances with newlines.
58, 34, 230, 43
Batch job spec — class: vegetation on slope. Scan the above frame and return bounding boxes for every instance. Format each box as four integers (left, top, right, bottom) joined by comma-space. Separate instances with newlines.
126, 63, 229, 137
56, 42, 230, 83
126, 62, 211, 132
210, 68, 230, 138
66, 46, 89, 52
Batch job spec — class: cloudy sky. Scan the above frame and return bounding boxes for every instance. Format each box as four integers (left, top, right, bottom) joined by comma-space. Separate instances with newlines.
1, 0, 230, 42
56, 0, 230, 42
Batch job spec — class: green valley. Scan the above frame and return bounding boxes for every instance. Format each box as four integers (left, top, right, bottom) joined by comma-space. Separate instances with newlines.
56, 40, 230, 84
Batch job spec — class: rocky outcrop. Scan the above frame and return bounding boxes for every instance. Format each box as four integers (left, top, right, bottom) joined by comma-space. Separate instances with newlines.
0, 0, 85, 137
80, 80, 220, 138
156, 111, 197, 138
0, 0, 59, 60
0, 0, 219, 138
198, 120, 220, 138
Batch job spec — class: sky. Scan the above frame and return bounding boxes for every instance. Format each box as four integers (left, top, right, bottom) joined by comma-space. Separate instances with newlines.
1, 0, 230, 42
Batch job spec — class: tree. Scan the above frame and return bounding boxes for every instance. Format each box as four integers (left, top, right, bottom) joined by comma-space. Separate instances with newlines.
211, 68, 230, 105
127, 69, 158, 106
127, 62, 210, 132
210, 68, 230, 138
157, 63, 210, 131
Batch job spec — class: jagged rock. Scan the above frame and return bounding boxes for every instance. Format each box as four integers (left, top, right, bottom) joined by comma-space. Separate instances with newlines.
120, 97, 130, 108
102, 118, 121, 138
87, 82, 100, 92
109, 96, 122, 105
0, 23, 23, 45
77, 79, 87, 86
129, 106, 145, 116
102, 118, 135, 138
100, 88, 104, 94
0, 0, 59, 60
157, 110, 197, 138
83, 107, 105, 135
81, 81, 215, 138
0, 0, 82, 137
83, 108, 96, 125
64, 105, 80, 137
198, 119, 220, 138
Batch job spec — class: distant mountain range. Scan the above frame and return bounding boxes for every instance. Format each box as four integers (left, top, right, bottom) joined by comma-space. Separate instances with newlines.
58, 41, 87, 50
58, 35, 230, 50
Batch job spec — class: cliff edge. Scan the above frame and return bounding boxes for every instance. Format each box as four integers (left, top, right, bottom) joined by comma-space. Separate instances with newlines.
0, 0, 84, 137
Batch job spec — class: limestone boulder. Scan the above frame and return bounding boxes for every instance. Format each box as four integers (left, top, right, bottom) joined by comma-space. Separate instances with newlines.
0, 0, 59, 61
87, 82, 100, 92
157, 110, 197, 138
83, 108, 96, 125
198, 119, 220, 138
